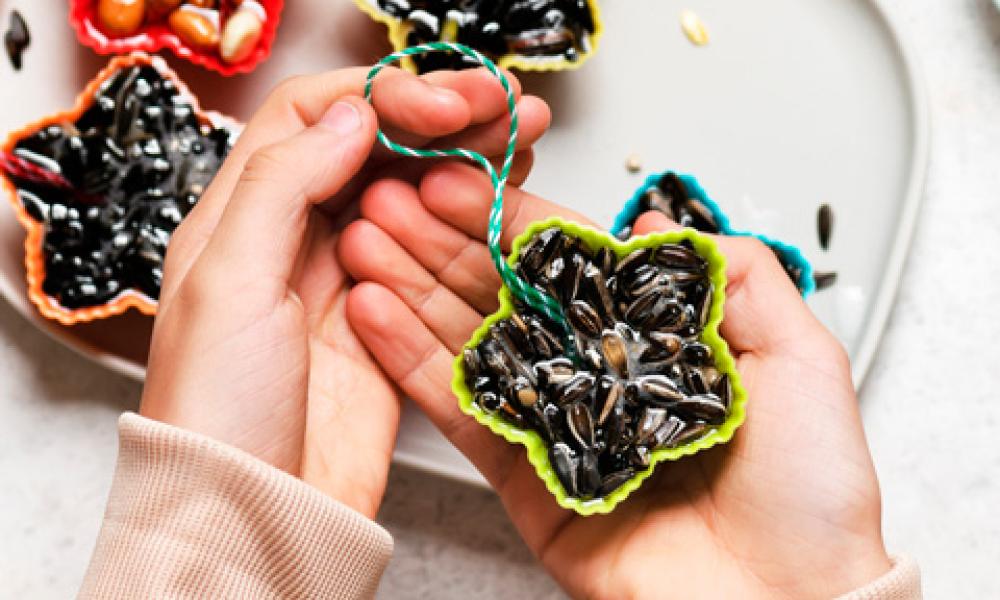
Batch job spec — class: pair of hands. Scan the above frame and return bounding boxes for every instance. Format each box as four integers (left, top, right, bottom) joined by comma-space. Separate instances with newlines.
141, 67, 891, 599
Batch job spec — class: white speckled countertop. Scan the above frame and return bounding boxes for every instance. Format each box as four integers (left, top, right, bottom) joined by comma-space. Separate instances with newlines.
2, 1, 999, 597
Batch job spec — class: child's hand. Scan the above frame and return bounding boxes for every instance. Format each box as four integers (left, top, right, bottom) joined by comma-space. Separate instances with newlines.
338, 162, 893, 597
140, 68, 551, 518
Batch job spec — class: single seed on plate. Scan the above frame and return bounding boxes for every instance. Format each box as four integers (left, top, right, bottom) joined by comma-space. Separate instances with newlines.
5, 10, 30, 71
680, 9, 710, 46
814, 270, 838, 290
625, 153, 642, 174
817, 203, 834, 250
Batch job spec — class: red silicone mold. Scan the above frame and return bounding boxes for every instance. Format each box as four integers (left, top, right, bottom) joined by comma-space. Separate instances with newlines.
69, 0, 285, 76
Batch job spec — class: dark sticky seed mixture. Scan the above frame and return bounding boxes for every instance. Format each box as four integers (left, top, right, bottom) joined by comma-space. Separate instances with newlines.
5, 9, 29, 71
622, 173, 809, 291
8, 64, 234, 309
374, 0, 596, 72
463, 228, 731, 500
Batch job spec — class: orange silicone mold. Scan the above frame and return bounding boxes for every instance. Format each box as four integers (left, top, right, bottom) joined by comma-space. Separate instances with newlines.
1, 53, 238, 325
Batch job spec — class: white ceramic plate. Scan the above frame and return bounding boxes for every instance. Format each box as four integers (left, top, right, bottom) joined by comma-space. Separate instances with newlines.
0, 0, 928, 485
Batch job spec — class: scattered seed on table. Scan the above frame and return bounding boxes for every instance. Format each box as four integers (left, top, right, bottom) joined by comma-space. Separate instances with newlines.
625, 153, 642, 174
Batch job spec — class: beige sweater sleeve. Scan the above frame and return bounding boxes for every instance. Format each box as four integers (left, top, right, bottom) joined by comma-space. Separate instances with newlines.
838, 555, 922, 600
80, 413, 920, 599
79, 413, 393, 599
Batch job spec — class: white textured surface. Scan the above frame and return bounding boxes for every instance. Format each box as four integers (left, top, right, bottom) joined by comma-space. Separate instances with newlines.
0, 2, 997, 599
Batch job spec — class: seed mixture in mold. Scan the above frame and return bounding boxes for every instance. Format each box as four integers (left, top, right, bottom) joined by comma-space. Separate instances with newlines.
362, 0, 600, 73
4, 61, 234, 314
463, 227, 732, 500
618, 172, 813, 292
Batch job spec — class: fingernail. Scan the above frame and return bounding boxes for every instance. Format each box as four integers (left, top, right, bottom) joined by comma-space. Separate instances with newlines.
319, 101, 362, 136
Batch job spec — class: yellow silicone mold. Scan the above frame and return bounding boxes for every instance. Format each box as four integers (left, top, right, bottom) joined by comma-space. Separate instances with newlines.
355, 0, 603, 73
451, 218, 747, 515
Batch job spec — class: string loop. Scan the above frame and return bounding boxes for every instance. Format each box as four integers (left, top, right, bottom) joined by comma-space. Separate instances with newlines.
364, 42, 567, 327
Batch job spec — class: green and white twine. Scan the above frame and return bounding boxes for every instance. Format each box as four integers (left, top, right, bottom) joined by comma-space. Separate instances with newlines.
364, 42, 568, 327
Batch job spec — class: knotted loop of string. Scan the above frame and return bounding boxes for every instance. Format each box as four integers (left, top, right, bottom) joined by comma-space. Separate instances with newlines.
363, 42, 567, 328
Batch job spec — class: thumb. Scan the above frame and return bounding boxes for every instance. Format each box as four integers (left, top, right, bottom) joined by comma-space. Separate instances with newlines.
631, 210, 681, 236
193, 97, 376, 288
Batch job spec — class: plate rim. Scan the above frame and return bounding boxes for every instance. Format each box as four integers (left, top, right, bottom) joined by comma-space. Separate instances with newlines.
0, 0, 931, 485
846, 2, 930, 387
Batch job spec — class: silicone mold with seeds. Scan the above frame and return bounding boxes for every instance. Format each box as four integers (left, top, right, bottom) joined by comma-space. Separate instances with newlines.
1, 53, 239, 325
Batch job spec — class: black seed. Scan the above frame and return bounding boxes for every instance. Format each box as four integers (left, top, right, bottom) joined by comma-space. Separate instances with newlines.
814, 270, 838, 291
600, 329, 629, 378
817, 203, 834, 250
576, 449, 602, 498
651, 415, 685, 449
566, 401, 595, 449
550, 443, 579, 497
535, 357, 575, 389
615, 248, 652, 278
594, 246, 616, 278
653, 244, 706, 271
568, 300, 602, 337
637, 374, 684, 404
665, 422, 708, 448
672, 394, 727, 425
555, 372, 596, 406
641, 187, 675, 220
5, 10, 29, 71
